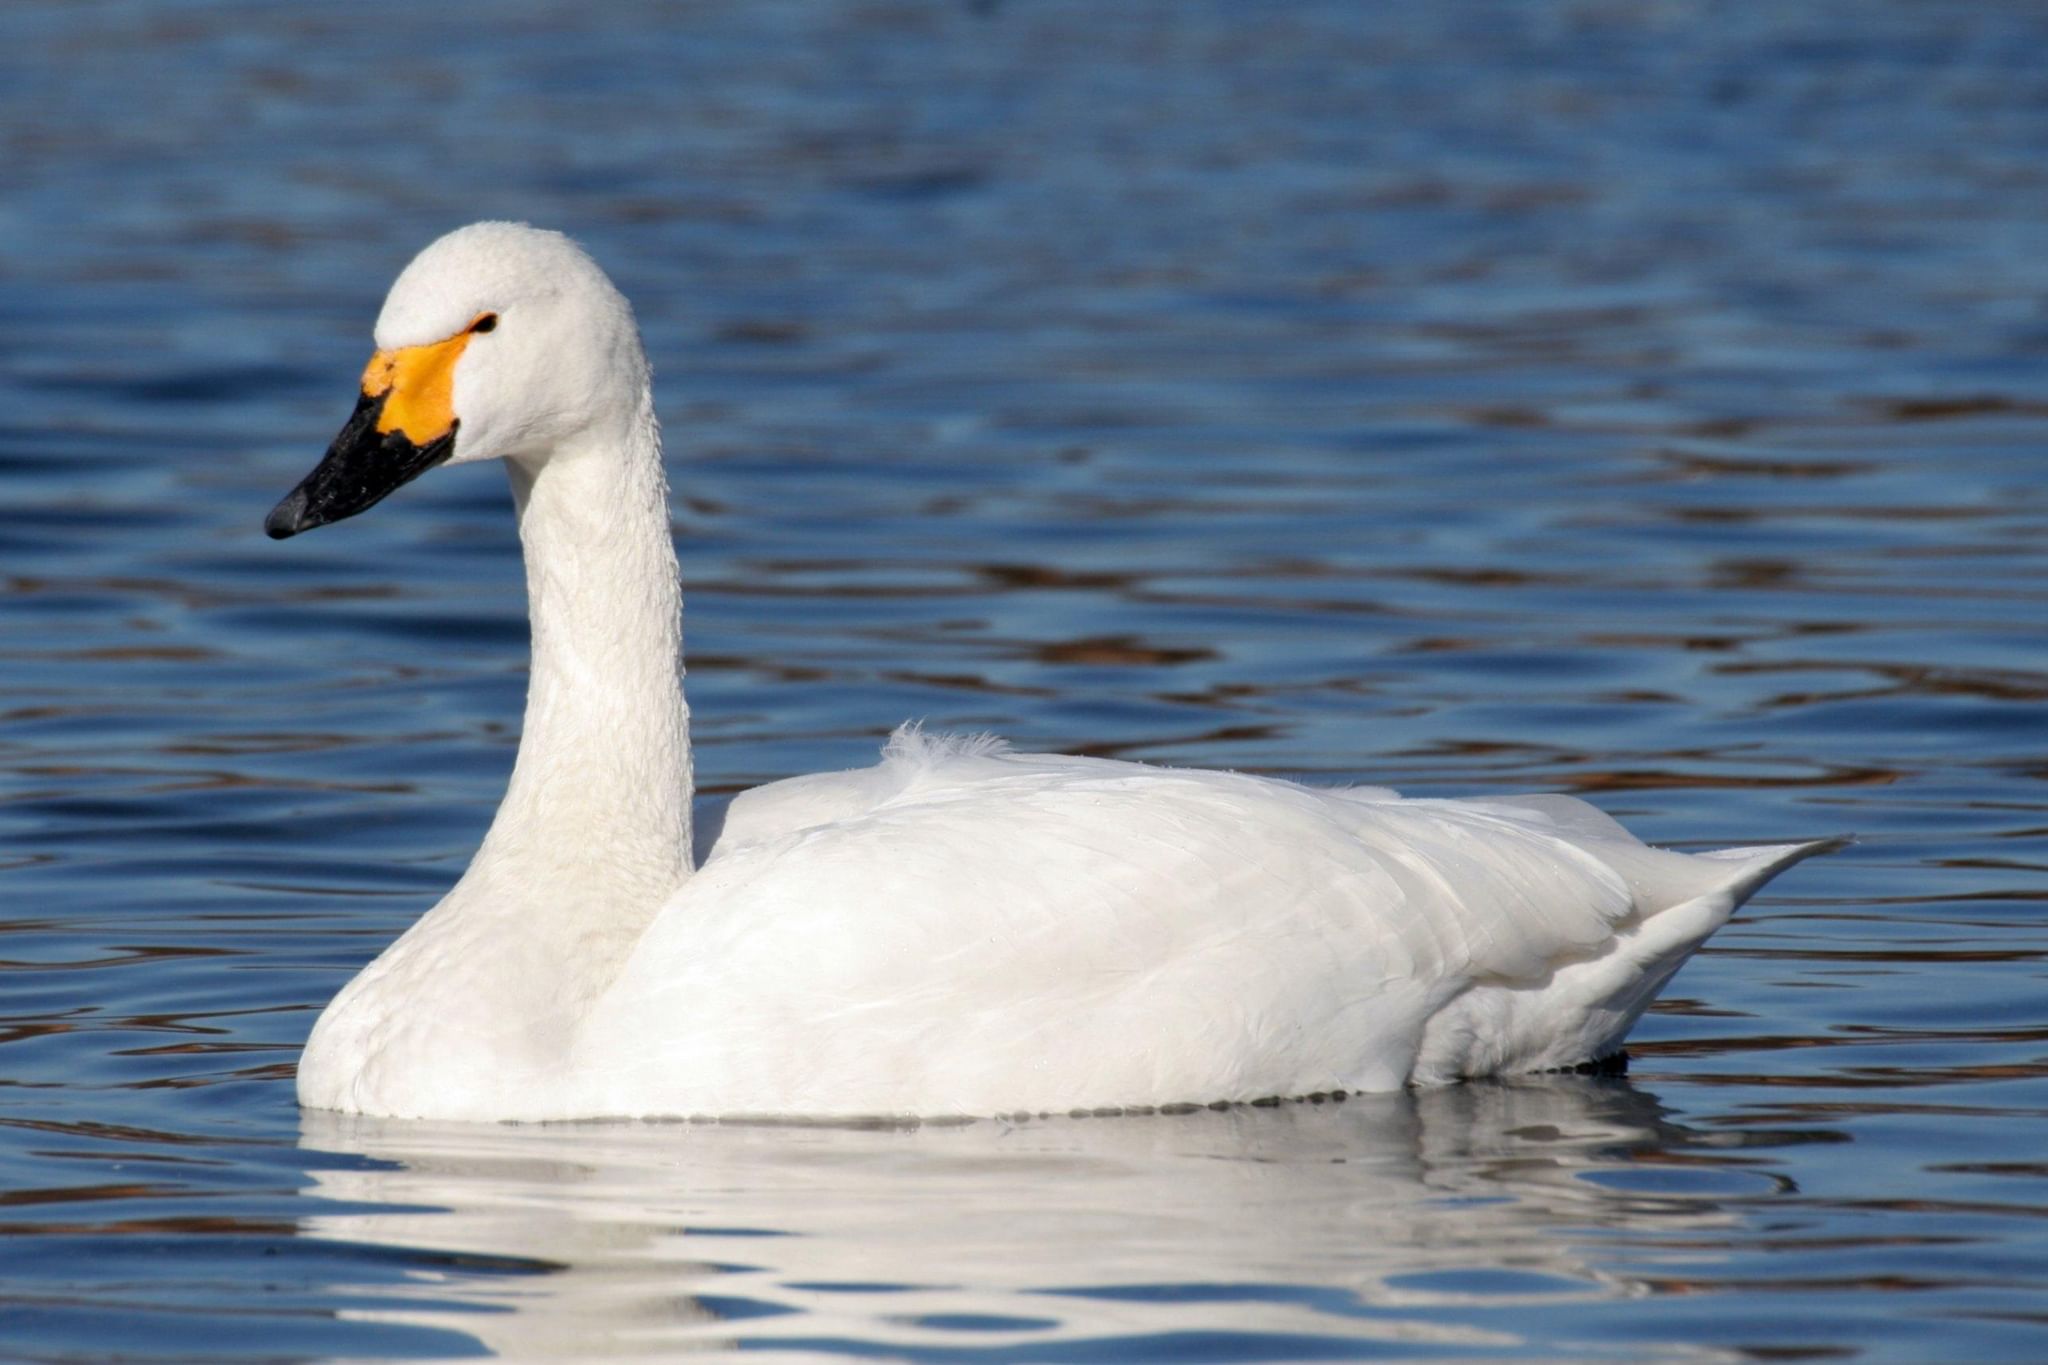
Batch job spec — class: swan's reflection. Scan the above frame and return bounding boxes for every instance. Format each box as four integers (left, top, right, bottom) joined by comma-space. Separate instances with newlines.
297, 1078, 1745, 1358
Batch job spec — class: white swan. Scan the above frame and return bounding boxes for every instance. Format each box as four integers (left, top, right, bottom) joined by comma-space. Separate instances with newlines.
267, 222, 1835, 1122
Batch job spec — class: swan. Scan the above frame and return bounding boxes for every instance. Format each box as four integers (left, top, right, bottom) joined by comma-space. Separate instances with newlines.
266, 221, 1835, 1122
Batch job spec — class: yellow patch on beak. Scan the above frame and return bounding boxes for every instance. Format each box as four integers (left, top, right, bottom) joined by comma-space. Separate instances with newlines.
359, 318, 488, 445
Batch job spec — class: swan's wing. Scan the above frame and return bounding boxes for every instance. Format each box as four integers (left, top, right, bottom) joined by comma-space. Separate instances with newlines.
694, 772, 880, 863
576, 737, 1819, 1116
701, 728, 1028, 861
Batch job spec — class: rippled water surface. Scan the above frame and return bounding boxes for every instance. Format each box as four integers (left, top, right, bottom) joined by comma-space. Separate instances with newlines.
3, 1, 2047, 1359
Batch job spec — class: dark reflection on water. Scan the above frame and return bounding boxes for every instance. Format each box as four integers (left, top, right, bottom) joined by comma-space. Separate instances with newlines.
3, 0, 2047, 1359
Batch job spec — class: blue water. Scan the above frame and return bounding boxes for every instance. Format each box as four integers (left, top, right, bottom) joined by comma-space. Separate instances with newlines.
3, 1, 2047, 1358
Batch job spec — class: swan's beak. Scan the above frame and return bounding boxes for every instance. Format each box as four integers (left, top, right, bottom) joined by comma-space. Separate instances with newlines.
266, 332, 472, 539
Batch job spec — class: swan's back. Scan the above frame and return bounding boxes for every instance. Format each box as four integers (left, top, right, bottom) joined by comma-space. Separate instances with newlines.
563, 730, 1827, 1119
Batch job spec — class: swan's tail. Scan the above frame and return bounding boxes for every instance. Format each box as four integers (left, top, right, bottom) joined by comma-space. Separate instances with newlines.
1566, 833, 1852, 1065
1694, 834, 1853, 903
1413, 834, 1850, 1084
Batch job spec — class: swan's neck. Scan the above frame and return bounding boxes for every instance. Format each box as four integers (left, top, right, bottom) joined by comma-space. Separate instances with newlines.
299, 406, 696, 1110
480, 408, 693, 909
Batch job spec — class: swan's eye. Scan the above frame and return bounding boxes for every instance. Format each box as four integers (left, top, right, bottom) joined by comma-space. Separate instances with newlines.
470, 313, 498, 334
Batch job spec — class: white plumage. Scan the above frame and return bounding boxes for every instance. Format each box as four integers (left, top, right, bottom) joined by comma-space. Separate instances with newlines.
275, 223, 1834, 1122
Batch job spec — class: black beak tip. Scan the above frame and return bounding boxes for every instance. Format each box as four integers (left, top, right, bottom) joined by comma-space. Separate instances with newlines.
265, 492, 311, 540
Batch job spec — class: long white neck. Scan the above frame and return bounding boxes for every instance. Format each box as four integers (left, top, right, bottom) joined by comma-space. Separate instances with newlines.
478, 403, 693, 911
298, 397, 695, 1112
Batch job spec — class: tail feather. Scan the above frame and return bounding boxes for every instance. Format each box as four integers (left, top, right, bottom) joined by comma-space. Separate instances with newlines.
1565, 834, 1852, 1067
1411, 834, 1849, 1085
1696, 834, 1854, 901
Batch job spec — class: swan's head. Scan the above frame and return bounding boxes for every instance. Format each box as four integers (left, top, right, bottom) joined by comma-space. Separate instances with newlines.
266, 222, 647, 539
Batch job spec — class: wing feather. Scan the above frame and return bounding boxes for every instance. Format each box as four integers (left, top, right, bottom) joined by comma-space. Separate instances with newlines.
574, 738, 1748, 1115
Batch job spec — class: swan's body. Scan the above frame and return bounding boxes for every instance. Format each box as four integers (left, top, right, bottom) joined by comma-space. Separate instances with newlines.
271, 223, 1832, 1122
